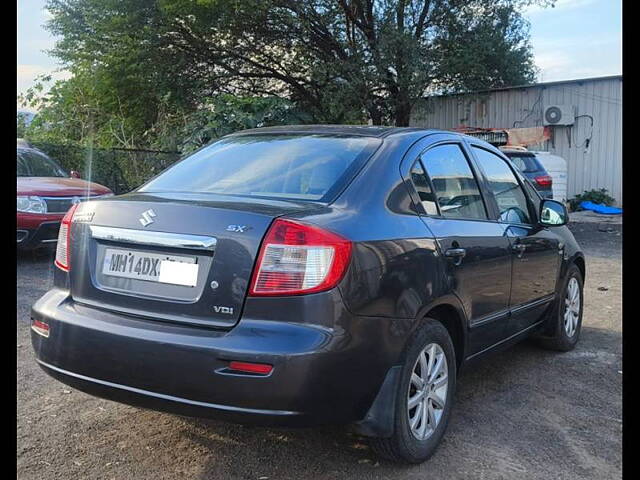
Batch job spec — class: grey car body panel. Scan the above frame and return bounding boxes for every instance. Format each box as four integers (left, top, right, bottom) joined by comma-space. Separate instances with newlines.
31, 126, 584, 432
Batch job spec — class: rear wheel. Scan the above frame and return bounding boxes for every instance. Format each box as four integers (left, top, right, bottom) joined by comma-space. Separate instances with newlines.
370, 318, 456, 464
537, 264, 584, 351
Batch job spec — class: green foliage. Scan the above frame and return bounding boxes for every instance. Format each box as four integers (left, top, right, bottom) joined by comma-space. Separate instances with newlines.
17, 113, 32, 138
569, 189, 616, 211
177, 95, 312, 153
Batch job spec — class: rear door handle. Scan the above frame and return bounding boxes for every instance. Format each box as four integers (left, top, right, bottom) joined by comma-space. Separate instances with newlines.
512, 243, 526, 258
444, 248, 466, 265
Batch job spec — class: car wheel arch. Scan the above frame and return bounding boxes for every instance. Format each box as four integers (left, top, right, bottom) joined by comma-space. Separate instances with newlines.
413, 296, 467, 370
354, 298, 466, 439
573, 254, 586, 282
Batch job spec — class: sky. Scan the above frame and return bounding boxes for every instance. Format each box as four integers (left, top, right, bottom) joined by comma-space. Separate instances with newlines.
17, 0, 622, 111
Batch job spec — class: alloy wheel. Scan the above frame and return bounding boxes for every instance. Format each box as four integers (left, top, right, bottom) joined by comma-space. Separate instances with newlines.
407, 343, 448, 441
564, 277, 581, 337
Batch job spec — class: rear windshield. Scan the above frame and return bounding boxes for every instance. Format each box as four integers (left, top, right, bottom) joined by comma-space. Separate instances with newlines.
505, 153, 541, 173
139, 134, 381, 201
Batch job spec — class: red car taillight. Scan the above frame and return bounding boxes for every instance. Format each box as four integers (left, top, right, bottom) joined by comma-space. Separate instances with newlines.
54, 203, 79, 272
534, 175, 553, 187
249, 219, 352, 296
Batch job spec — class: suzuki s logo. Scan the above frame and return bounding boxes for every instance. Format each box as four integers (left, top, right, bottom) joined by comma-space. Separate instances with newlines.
213, 305, 234, 315
139, 209, 157, 227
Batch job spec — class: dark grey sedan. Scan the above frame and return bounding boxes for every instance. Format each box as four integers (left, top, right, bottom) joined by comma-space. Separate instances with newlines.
31, 126, 585, 463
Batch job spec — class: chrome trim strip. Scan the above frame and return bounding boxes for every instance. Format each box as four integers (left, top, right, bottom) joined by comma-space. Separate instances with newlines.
37, 360, 300, 416
509, 294, 555, 315
470, 308, 510, 328
89, 225, 217, 251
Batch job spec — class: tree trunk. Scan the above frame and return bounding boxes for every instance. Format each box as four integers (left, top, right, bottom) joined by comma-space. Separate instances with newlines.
394, 100, 412, 127
369, 107, 383, 125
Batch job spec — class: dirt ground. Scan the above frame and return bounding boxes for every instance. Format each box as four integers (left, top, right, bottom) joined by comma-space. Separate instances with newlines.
17, 222, 622, 480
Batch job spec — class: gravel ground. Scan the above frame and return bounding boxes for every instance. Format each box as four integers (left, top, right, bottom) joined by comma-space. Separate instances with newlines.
17, 222, 622, 480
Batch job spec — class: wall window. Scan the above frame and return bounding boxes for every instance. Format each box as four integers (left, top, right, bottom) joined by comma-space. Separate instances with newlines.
421, 144, 487, 220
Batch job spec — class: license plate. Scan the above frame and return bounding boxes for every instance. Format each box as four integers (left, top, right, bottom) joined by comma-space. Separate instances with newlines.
102, 248, 199, 287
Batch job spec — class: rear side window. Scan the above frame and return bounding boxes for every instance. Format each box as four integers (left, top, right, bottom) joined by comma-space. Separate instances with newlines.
421, 144, 487, 220
140, 134, 381, 201
472, 147, 532, 224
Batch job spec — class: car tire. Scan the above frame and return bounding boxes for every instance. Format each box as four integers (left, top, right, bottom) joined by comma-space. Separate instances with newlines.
370, 318, 456, 464
537, 264, 584, 352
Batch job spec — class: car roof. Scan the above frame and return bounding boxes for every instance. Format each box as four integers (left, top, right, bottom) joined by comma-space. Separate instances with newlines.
227, 124, 446, 138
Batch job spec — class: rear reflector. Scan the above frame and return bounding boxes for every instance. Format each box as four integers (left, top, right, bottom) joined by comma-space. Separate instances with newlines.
228, 361, 273, 375
54, 203, 79, 272
534, 175, 553, 187
249, 219, 352, 296
31, 319, 50, 338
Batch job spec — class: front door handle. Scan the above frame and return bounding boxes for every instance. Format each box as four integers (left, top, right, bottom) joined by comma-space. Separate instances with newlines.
444, 248, 466, 266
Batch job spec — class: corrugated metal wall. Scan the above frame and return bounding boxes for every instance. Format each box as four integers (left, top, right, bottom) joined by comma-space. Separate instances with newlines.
410, 76, 623, 205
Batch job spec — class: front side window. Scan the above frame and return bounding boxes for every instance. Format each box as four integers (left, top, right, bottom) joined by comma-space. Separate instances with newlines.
472, 147, 532, 224
421, 144, 487, 220
139, 134, 381, 201
521, 177, 541, 220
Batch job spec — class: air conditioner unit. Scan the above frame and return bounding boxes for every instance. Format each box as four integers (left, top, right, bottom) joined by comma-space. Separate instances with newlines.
543, 105, 575, 126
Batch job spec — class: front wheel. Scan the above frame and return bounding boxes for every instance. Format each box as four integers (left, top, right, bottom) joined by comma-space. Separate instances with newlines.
538, 264, 584, 351
369, 318, 456, 464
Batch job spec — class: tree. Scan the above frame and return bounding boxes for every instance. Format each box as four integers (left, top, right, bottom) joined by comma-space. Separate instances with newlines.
39, 0, 551, 141
150, 0, 549, 125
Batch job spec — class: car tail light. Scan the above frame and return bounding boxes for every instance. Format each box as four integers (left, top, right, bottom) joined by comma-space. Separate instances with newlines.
534, 175, 552, 187
249, 219, 352, 296
54, 203, 79, 272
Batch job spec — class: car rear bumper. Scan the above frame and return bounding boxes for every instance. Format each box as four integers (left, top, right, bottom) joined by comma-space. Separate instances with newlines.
31, 288, 407, 426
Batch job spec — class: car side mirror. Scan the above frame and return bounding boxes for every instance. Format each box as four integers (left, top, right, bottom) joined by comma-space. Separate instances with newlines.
70, 170, 81, 179
539, 199, 568, 226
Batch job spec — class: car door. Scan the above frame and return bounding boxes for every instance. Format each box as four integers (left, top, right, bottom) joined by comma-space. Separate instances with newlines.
408, 141, 513, 356
468, 144, 563, 336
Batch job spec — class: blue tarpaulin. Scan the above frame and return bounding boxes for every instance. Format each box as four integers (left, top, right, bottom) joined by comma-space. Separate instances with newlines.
579, 201, 622, 215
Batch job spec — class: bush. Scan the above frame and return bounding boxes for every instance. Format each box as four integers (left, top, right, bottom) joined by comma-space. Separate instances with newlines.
568, 188, 616, 211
